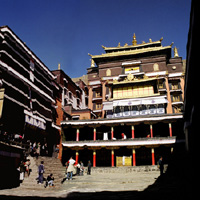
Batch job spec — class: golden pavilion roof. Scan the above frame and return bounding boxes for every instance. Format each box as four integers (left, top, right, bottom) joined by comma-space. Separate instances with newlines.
88, 34, 173, 67
102, 35, 164, 52
91, 45, 171, 59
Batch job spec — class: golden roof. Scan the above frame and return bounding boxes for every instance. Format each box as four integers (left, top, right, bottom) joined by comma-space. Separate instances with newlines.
101, 35, 163, 51
91, 45, 171, 59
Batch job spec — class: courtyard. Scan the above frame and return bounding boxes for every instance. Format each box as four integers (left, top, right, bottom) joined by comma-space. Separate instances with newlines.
0, 168, 160, 199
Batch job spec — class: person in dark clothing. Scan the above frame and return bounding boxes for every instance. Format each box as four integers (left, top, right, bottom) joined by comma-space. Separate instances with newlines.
44, 173, 54, 188
87, 160, 92, 175
158, 156, 164, 176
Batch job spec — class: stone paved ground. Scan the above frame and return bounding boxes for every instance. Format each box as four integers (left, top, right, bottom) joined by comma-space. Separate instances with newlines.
60, 171, 160, 193
0, 170, 160, 199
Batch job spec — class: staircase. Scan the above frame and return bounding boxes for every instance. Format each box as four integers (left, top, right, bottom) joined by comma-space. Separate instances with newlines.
20, 156, 65, 189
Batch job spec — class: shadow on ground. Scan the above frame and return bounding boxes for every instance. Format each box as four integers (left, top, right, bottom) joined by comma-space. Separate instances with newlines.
0, 144, 193, 200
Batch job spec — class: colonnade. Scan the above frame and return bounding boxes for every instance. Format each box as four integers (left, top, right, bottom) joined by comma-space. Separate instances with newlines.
70, 123, 174, 167
75, 123, 173, 142
72, 145, 173, 167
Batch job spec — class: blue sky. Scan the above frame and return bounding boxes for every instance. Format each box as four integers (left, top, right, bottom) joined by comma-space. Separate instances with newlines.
1, 0, 191, 78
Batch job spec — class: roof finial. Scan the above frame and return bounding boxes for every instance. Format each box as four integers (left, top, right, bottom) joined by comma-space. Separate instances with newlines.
101, 45, 106, 49
90, 59, 95, 67
132, 33, 137, 46
174, 47, 179, 57
58, 63, 61, 70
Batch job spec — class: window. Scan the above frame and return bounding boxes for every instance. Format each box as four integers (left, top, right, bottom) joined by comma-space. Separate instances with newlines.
106, 69, 111, 76
64, 99, 68, 106
140, 105, 148, 115
96, 103, 102, 110
157, 104, 165, 114
114, 106, 122, 117
113, 85, 154, 99
29, 59, 34, 82
148, 105, 157, 114
28, 87, 32, 109
153, 63, 159, 71
131, 106, 139, 116
77, 99, 80, 107
106, 110, 113, 118
172, 95, 180, 102
158, 80, 165, 89
69, 92, 72, 100
30, 59, 34, 71
123, 106, 130, 116
30, 71, 34, 82
96, 91, 101, 97
171, 83, 179, 90
173, 106, 182, 113
64, 88, 68, 96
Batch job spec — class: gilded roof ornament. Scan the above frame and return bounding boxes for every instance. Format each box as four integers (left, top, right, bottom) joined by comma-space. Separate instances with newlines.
127, 73, 134, 81
90, 59, 95, 68
58, 63, 61, 70
149, 38, 152, 43
132, 33, 137, 46
160, 37, 163, 42
174, 46, 179, 57
101, 45, 106, 49
117, 42, 121, 47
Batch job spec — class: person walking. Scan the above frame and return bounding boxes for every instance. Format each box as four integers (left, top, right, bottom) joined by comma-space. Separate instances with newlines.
87, 160, 92, 175
38, 161, 44, 184
80, 161, 84, 176
64, 157, 75, 181
19, 161, 25, 182
36, 142, 41, 159
158, 156, 164, 176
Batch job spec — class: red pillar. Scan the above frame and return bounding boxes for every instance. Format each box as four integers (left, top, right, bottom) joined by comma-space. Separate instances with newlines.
93, 150, 96, 167
132, 149, 136, 166
76, 128, 79, 141
93, 127, 96, 141
169, 123, 172, 137
151, 148, 155, 165
76, 151, 79, 163
111, 127, 114, 140
111, 149, 114, 167
131, 125, 135, 139
150, 124, 153, 138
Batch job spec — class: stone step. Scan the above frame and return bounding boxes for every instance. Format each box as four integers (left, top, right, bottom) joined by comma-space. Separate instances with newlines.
90, 165, 167, 174
20, 156, 65, 189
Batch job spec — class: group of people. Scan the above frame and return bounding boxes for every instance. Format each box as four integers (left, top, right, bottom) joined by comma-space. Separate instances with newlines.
18, 158, 31, 182
30, 142, 48, 158
37, 161, 55, 188
61, 157, 91, 183
0, 131, 26, 145
36, 156, 164, 188
37, 157, 91, 187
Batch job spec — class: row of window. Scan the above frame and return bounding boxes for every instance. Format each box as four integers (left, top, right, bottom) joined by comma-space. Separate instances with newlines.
106, 104, 165, 118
